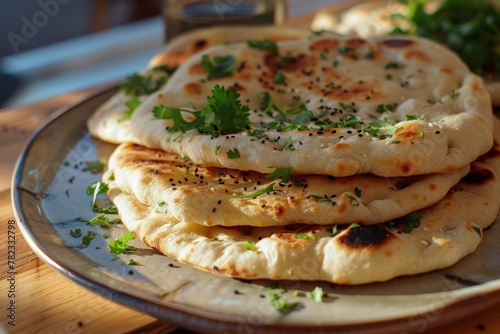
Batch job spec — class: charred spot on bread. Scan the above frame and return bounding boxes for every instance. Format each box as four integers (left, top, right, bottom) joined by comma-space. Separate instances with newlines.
462, 166, 495, 185
338, 225, 393, 248
381, 39, 415, 48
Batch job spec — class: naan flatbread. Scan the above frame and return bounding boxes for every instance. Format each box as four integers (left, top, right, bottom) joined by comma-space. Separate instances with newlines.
107, 143, 469, 227
87, 26, 311, 144
148, 25, 313, 68
106, 135, 500, 284
128, 33, 492, 177
312, 2, 500, 106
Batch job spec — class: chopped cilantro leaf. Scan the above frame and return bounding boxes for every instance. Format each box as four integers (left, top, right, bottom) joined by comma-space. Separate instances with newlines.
109, 231, 135, 255
70, 228, 82, 238
294, 233, 310, 239
128, 259, 138, 266
266, 293, 294, 313
385, 61, 404, 69
87, 181, 109, 208
449, 90, 459, 100
307, 194, 331, 202
472, 225, 482, 237
273, 72, 286, 84
354, 187, 362, 197
312, 29, 326, 36
386, 212, 421, 233
88, 214, 121, 228
120, 65, 176, 96
327, 225, 340, 237
201, 54, 235, 79
82, 160, 105, 173
276, 55, 295, 67
376, 103, 398, 114
157, 201, 168, 213
229, 183, 276, 199
405, 115, 419, 120
118, 95, 141, 123
95, 204, 118, 214
364, 118, 400, 139
246, 39, 278, 53
265, 283, 286, 293
77, 231, 97, 249
305, 287, 324, 303
245, 240, 262, 254
282, 136, 295, 151
266, 167, 292, 183
153, 85, 250, 136
226, 148, 241, 159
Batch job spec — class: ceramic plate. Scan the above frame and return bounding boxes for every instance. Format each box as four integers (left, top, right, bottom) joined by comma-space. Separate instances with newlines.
12, 88, 500, 333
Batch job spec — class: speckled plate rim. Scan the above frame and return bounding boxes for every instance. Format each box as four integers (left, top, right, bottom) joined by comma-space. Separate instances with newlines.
10, 86, 500, 334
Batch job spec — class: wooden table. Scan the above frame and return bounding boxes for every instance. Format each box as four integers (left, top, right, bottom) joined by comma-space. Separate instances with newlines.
1, 4, 500, 334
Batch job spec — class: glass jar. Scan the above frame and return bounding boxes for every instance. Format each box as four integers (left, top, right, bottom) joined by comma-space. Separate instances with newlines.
163, 0, 288, 41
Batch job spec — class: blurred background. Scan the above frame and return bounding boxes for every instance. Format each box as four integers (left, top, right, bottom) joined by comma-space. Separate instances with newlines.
0, 0, 337, 109
0, 0, 164, 108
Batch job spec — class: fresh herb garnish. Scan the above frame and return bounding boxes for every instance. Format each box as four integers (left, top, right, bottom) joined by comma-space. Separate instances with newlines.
95, 204, 118, 214
245, 240, 262, 254
229, 183, 276, 199
77, 231, 97, 249
348, 223, 361, 229
449, 90, 459, 100
109, 231, 135, 255
266, 167, 292, 183
384, 61, 404, 69
375, 103, 398, 114
266, 293, 294, 313
157, 201, 168, 213
389, 0, 500, 75
201, 54, 235, 79
386, 212, 421, 233
265, 283, 286, 293
307, 194, 332, 202
118, 96, 141, 123
70, 228, 82, 238
82, 160, 105, 173
305, 287, 324, 303
273, 72, 286, 84
128, 259, 138, 266
87, 181, 109, 208
282, 137, 295, 151
120, 65, 176, 96
354, 187, 362, 197
87, 214, 121, 228
405, 115, 419, 120
246, 39, 278, 53
226, 148, 241, 159
364, 118, 400, 139
472, 225, 482, 237
295, 232, 316, 240
327, 225, 340, 237
153, 85, 250, 137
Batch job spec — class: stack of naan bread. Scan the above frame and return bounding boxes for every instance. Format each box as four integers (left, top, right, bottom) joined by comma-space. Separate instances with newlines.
88, 26, 500, 285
